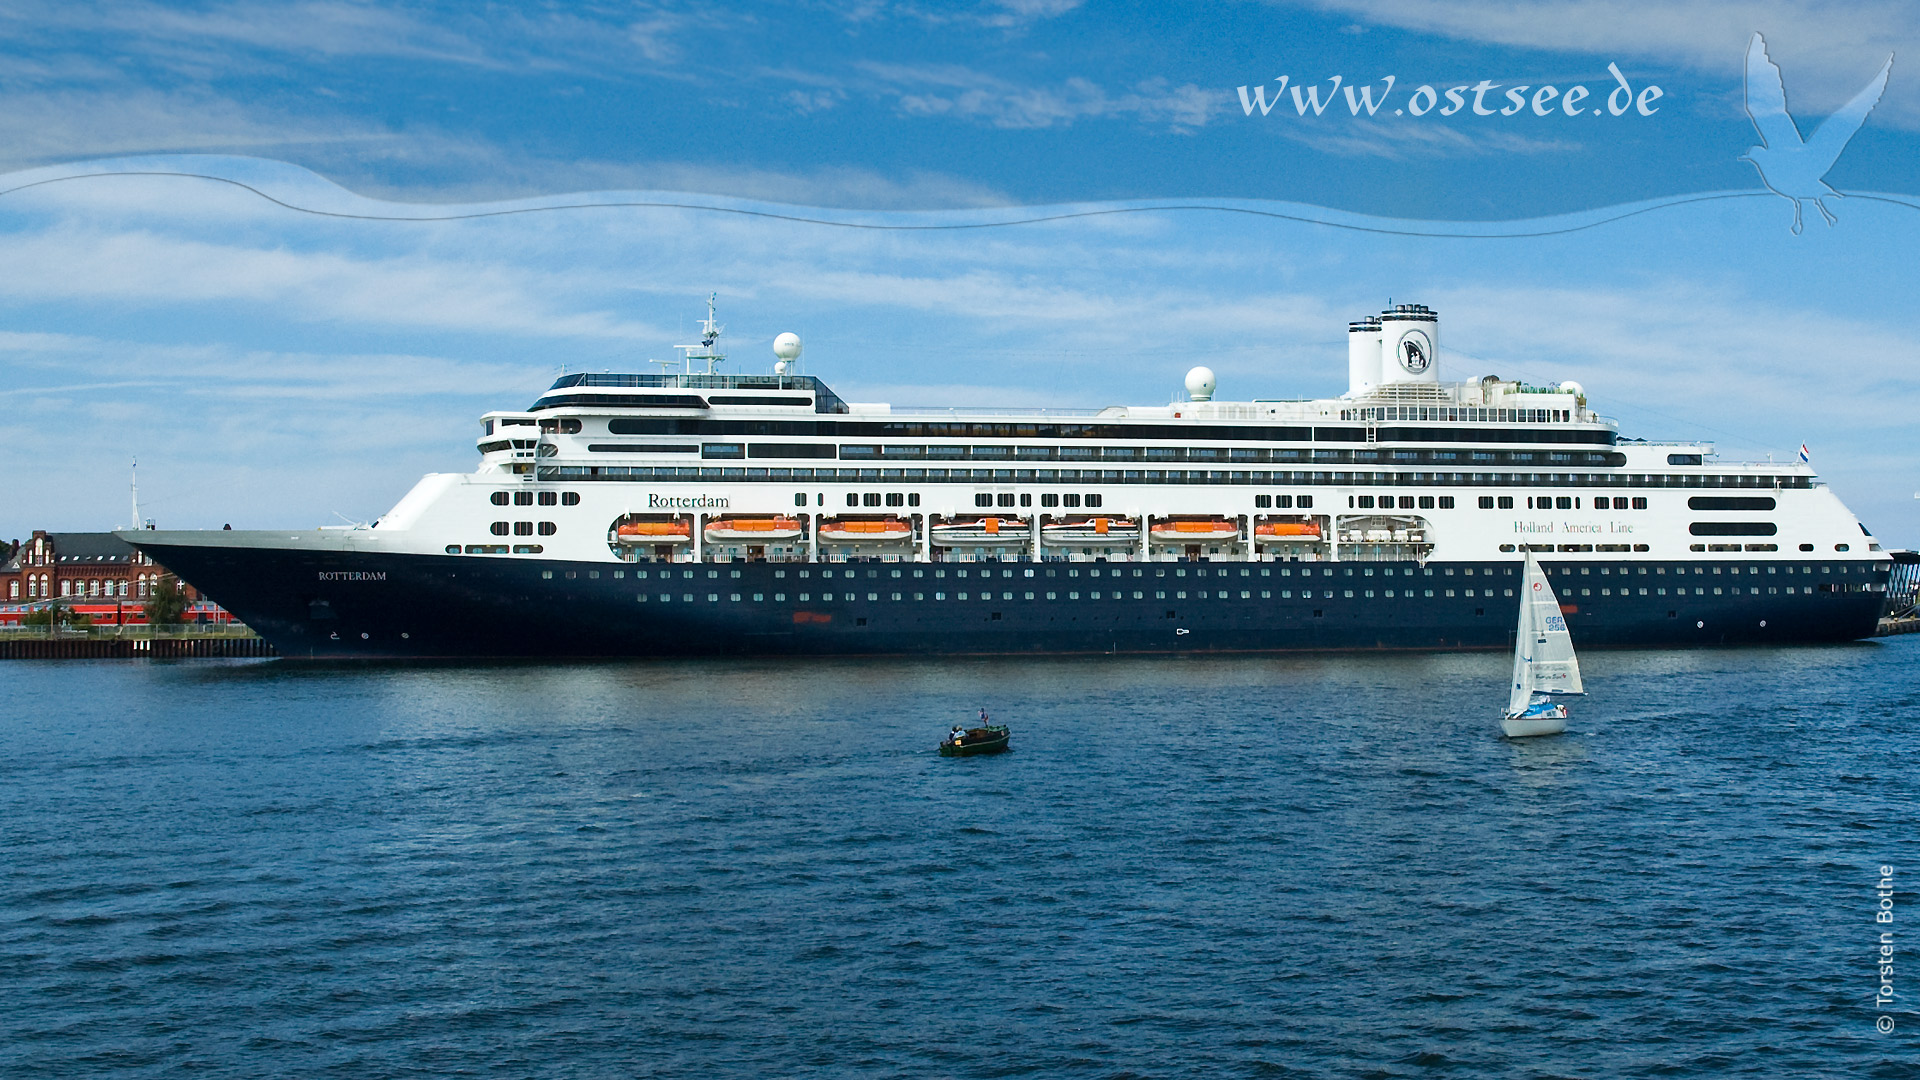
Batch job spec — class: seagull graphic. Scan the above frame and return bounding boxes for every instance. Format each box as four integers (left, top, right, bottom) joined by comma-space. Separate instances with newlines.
1741, 32, 1893, 234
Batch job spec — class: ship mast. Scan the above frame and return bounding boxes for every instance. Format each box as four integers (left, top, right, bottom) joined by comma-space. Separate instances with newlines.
675, 293, 726, 375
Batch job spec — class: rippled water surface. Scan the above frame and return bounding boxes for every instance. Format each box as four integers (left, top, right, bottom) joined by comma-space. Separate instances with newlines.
3, 641, 1916, 1078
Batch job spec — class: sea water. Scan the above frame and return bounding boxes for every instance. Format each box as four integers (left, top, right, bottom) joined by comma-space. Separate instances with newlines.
2, 640, 1915, 1077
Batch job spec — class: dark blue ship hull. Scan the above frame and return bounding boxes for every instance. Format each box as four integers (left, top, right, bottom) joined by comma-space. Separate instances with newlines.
132, 542, 1889, 660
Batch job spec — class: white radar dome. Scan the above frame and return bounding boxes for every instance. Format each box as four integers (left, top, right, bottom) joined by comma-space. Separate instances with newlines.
1558, 380, 1585, 399
773, 332, 803, 361
1185, 366, 1217, 402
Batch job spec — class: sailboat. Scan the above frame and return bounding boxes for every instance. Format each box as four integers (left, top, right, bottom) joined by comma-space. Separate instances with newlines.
1502, 551, 1586, 738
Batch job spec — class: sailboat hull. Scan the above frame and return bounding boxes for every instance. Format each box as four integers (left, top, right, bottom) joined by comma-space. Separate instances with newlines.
1500, 713, 1569, 738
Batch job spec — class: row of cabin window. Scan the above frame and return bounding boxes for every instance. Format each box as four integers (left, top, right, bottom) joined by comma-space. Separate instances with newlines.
800, 492, 1109, 509
490, 490, 582, 506
1251, 496, 1318, 508
542, 465, 1809, 490
1346, 495, 1456, 510
976, 493, 1104, 508
837, 492, 923, 507
1517, 495, 1650, 510
631, 587, 1518, 604
489, 521, 559, 536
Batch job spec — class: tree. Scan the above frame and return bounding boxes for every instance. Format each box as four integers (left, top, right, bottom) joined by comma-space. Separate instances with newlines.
144, 575, 190, 628
22, 600, 87, 630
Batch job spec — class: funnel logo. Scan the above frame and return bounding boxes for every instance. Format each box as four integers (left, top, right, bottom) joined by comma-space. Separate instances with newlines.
1742, 32, 1894, 234
1398, 330, 1431, 374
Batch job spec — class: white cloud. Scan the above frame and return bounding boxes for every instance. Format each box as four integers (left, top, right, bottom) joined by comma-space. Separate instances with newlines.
855, 61, 1223, 130
0, 221, 663, 340
1272, 118, 1581, 159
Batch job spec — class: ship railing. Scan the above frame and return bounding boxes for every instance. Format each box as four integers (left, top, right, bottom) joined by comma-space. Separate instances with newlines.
889, 406, 1110, 418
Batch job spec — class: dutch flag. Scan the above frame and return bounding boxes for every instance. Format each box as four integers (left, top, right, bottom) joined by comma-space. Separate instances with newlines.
1798, 443, 1810, 463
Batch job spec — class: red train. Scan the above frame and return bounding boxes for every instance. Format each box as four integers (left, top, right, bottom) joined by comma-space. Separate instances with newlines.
0, 601, 233, 628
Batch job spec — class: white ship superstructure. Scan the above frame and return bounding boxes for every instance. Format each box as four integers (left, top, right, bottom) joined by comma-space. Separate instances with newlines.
124, 301, 1895, 658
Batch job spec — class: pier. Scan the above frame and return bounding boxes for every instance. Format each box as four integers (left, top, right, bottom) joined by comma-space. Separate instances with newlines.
0, 630, 276, 660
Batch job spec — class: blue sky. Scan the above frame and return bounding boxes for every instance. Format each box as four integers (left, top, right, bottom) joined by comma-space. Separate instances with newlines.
3, 2, 1918, 546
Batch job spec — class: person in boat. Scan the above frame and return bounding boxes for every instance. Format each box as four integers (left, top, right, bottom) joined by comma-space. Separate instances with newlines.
950, 724, 966, 745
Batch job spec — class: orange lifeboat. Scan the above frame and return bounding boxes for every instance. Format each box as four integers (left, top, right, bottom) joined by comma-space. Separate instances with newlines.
613, 520, 692, 543
704, 516, 805, 542
1149, 517, 1240, 542
931, 517, 1030, 545
818, 517, 913, 543
1040, 517, 1141, 545
1254, 521, 1322, 539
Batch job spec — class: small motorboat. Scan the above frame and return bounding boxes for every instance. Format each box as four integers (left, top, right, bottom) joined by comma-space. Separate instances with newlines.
939, 723, 1011, 757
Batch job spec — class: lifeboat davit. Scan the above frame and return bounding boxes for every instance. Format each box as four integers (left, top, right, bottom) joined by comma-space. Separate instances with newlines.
818, 517, 913, 543
1040, 517, 1140, 545
1253, 520, 1322, 541
1149, 518, 1240, 542
704, 516, 805, 542
931, 517, 1029, 546
613, 520, 692, 543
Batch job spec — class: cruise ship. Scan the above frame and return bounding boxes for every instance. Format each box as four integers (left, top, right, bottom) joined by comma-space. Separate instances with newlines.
124, 299, 1893, 658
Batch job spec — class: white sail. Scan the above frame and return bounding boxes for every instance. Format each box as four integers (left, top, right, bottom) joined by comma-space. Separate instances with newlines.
1508, 552, 1585, 716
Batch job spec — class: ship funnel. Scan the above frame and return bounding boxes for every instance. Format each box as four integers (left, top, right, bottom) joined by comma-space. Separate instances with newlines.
1346, 316, 1382, 397
1376, 303, 1438, 386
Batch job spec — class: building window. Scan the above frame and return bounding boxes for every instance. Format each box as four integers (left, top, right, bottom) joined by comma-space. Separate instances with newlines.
794, 493, 807, 506
1086, 494, 1103, 508
1255, 495, 1272, 508
998, 494, 1016, 507
1398, 496, 1415, 509
1275, 495, 1293, 508
1479, 496, 1495, 509
1063, 494, 1081, 508
863, 493, 882, 507
515, 491, 534, 506
1297, 495, 1312, 509
1556, 497, 1572, 510
514, 521, 534, 535
1042, 494, 1060, 507
1418, 496, 1435, 509
908, 494, 921, 507
1632, 497, 1648, 509
1020, 494, 1032, 507
538, 522, 557, 535
490, 521, 510, 536
1438, 496, 1454, 509
538, 491, 557, 505
491, 491, 510, 506
885, 493, 904, 507
975, 493, 994, 507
